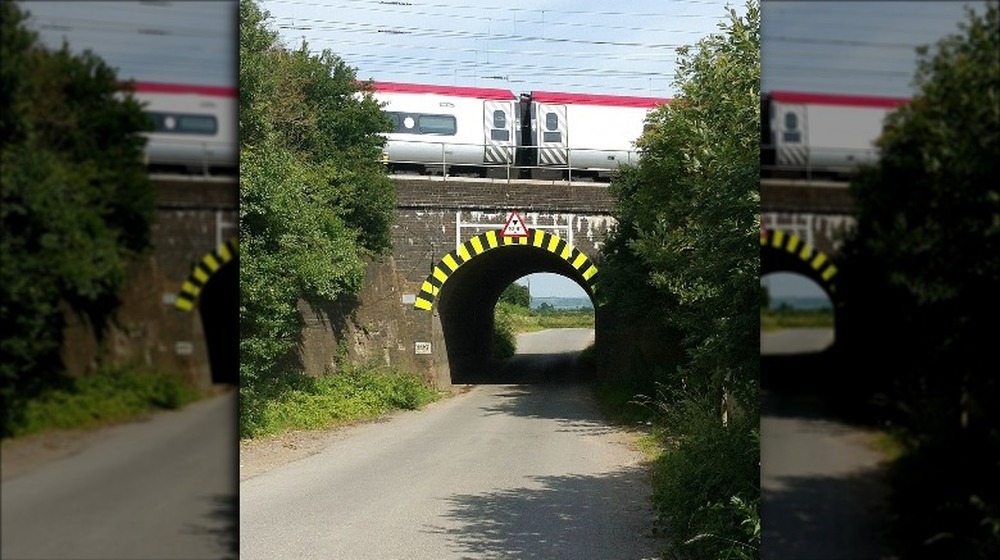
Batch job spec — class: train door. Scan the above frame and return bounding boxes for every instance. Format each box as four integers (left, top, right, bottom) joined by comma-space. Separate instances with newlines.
534, 102, 568, 168
483, 100, 516, 166
775, 103, 808, 170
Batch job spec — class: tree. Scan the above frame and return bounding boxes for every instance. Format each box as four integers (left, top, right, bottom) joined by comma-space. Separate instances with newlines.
836, 3, 999, 557
598, 2, 761, 557
0, 0, 153, 434
603, 0, 760, 413
498, 282, 530, 308
238, 0, 396, 428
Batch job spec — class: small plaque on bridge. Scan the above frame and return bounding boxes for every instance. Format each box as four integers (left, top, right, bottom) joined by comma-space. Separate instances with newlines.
501, 211, 529, 238
401, 294, 416, 305
414, 342, 432, 355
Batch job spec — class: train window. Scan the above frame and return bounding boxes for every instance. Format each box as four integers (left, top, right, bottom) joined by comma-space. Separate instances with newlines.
782, 112, 801, 143
147, 112, 217, 135
545, 112, 559, 131
491, 129, 510, 142
418, 114, 456, 135
493, 110, 506, 129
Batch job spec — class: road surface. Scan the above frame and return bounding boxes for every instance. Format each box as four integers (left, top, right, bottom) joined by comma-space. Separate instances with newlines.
239, 328, 663, 560
1, 390, 238, 560
760, 326, 834, 355
760, 329, 893, 560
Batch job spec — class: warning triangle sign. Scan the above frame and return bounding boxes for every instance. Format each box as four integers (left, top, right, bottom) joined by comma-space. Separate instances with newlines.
501, 211, 529, 238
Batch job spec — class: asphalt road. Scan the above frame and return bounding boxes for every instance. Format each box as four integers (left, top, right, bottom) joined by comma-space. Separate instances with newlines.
760, 327, 834, 355
239, 328, 663, 560
1, 390, 238, 560
760, 329, 893, 560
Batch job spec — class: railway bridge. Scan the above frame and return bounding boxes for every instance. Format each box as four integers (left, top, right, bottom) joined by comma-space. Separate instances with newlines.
294, 175, 617, 387
760, 178, 855, 301
62, 174, 238, 388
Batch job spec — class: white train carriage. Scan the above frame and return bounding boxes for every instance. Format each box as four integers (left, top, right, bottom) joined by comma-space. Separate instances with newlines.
525, 91, 670, 178
763, 91, 909, 179
372, 82, 519, 175
132, 82, 237, 174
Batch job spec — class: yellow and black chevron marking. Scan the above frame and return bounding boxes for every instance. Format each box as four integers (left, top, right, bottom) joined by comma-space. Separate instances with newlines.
414, 229, 598, 311
760, 228, 837, 289
175, 236, 239, 312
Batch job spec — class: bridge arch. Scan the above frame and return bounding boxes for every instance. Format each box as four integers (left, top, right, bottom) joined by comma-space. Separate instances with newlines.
414, 229, 599, 383
414, 229, 598, 311
174, 236, 238, 384
760, 228, 837, 297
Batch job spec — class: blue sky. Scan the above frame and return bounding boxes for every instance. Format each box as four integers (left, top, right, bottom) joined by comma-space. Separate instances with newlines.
18, 1, 236, 87
256, 0, 746, 97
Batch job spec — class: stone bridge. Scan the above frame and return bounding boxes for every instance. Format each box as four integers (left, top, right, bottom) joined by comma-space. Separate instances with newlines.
62, 174, 238, 389
760, 178, 856, 300
297, 176, 617, 388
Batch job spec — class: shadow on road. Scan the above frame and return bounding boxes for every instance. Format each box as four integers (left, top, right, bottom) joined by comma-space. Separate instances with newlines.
183, 492, 238, 560
763, 469, 894, 560
426, 466, 660, 560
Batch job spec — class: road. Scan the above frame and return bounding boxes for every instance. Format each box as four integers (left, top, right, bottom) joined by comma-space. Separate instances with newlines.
1, 390, 238, 560
760, 326, 834, 355
760, 329, 893, 560
239, 328, 663, 560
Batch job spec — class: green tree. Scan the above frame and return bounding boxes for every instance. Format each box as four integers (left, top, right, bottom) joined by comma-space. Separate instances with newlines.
599, 1, 760, 557
238, 0, 396, 432
0, 0, 153, 435
604, 0, 760, 413
837, 3, 999, 557
498, 282, 530, 308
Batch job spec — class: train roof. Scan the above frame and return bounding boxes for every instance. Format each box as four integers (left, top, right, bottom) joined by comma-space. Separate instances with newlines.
370, 81, 517, 100
130, 81, 237, 97
529, 91, 671, 108
767, 90, 909, 109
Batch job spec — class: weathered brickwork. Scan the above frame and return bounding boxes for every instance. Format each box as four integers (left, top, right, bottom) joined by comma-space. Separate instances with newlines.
61, 176, 238, 389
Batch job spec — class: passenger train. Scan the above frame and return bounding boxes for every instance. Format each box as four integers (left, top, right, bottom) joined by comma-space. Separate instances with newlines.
370, 81, 671, 180
761, 90, 910, 180
129, 81, 237, 175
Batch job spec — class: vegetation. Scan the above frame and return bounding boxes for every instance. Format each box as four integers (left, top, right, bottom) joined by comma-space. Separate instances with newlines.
6, 366, 200, 439
240, 363, 439, 440
498, 282, 530, 308
760, 308, 833, 331
492, 296, 596, 360
598, 1, 760, 558
836, 3, 999, 557
238, 0, 398, 431
1, 0, 156, 436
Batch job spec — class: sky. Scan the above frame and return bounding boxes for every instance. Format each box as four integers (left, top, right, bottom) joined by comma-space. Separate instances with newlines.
762, 1, 987, 99
256, 0, 746, 97
18, 1, 237, 88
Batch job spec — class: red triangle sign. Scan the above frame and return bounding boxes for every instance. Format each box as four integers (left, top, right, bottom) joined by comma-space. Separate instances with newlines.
501, 211, 529, 238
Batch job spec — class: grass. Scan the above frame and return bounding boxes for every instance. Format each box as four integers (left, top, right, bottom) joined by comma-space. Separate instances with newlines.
240, 365, 441, 440
5, 366, 201, 438
761, 307, 834, 331
500, 303, 595, 334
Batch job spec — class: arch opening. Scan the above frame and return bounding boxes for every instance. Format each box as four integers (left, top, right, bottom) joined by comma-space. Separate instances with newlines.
760, 229, 839, 393
175, 237, 238, 385
417, 230, 599, 384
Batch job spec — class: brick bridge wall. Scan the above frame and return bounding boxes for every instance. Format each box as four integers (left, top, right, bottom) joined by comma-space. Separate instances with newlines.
61, 175, 238, 390
298, 177, 619, 385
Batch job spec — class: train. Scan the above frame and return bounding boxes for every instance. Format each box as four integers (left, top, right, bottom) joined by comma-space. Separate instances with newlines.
129, 81, 238, 175
761, 90, 911, 180
370, 81, 672, 180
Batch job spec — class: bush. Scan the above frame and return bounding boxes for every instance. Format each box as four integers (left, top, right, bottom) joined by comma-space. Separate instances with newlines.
652, 396, 760, 560
492, 302, 519, 359
239, 365, 439, 439
7, 367, 200, 438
